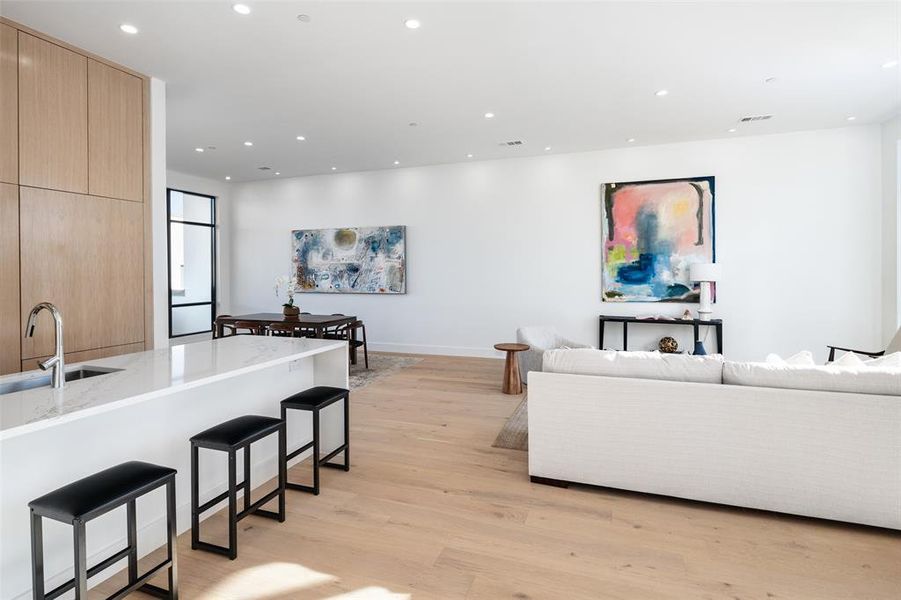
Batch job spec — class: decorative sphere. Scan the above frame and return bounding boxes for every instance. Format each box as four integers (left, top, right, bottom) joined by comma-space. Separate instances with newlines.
658, 336, 679, 353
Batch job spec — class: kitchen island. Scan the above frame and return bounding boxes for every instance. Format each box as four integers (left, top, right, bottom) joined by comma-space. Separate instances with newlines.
0, 336, 347, 600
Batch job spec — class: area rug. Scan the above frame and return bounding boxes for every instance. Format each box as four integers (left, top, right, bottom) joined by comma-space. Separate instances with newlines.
349, 354, 422, 390
492, 394, 528, 451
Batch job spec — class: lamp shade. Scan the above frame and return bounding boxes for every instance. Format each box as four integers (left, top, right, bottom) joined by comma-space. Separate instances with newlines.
690, 262, 720, 282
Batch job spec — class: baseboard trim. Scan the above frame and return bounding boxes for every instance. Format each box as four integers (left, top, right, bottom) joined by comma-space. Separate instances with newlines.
530, 475, 571, 488
368, 342, 503, 359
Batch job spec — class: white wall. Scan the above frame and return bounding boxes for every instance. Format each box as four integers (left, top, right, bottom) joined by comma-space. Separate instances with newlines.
149, 73, 231, 347
881, 116, 901, 344
150, 77, 168, 349
228, 126, 883, 362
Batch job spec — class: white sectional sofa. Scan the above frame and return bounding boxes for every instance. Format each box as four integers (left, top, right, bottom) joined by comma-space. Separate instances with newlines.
527, 349, 901, 529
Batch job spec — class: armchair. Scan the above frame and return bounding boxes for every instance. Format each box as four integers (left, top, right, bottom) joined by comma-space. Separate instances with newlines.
515, 326, 593, 384
827, 327, 901, 362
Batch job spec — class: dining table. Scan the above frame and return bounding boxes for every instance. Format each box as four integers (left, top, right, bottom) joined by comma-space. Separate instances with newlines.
215, 312, 360, 364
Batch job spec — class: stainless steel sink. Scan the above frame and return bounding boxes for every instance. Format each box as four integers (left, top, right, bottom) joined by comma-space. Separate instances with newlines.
0, 366, 123, 395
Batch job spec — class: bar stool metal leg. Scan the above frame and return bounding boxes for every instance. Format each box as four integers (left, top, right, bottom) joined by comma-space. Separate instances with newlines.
73, 520, 88, 599
166, 478, 179, 599
227, 450, 238, 560
312, 408, 320, 495
243, 446, 251, 513
30, 510, 44, 599
190, 443, 199, 551
278, 422, 287, 522
343, 394, 350, 471
127, 500, 138, 584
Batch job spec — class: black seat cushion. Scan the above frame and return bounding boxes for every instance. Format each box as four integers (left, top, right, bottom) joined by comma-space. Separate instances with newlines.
190, 415, 282, 450
29, 461, 175, 524
281, 386, 349, 410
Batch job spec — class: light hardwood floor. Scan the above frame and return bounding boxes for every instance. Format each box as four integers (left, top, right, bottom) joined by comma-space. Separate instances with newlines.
124, 354, 899, 599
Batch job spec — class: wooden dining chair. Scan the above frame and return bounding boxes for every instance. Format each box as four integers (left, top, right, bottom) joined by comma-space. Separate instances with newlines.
214, 315, 235, 338
233, 320, 265, 335
325, 319, 368, 369
268, 322, 302, 337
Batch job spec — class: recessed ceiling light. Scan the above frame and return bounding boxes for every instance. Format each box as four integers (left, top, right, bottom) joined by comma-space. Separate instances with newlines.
655, 89, 669, 97
727, 128, 737, 133
846, 116, 857, 121
466, 153, 473, 158
296, 135, 306, 141
297, 14, 311, 23
275, 172, 280, 175
627, 138, 636, 143
544, 146, 551, 151
404, 19, 421, 29
331, 167, 337, 171
883, 60, 899, 69
243, 141, 253, 146
232, 4, 251, 15
194, 147, 204, 152
225, 176, 231, 181
484, 112, 495, 119
119, 24, 138, 34
393, 160, 400, 165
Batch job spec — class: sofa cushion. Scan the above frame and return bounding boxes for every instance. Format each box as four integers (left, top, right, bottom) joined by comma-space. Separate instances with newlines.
541, 349, 723, 384
723, 361, 901, 396
867, 352, 901, 368
765, 351, 816, 366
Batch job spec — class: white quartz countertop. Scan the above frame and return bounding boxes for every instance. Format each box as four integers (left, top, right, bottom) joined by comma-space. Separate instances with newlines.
0, 336, 346, 440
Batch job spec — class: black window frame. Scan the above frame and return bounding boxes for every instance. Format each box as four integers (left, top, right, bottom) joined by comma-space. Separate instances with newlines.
167, 188, 217, 338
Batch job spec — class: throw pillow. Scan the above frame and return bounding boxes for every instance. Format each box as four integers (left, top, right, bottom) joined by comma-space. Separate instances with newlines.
766, 351, 815, 366
832, 352, 865, 367
865, 352, 901, 368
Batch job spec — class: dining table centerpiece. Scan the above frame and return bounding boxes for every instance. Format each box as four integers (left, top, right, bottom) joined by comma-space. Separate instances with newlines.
275, 275, 300, 318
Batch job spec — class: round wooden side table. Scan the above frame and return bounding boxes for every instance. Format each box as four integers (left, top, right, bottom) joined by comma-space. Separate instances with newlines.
494, 343, 530, 395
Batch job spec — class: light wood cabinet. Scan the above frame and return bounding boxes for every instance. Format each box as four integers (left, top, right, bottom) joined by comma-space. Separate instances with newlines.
18, 32, 88, 194
88, 60, 143, 202
0, 183, 20, 374
0, 24, 17, 185
20, 188, 144, 359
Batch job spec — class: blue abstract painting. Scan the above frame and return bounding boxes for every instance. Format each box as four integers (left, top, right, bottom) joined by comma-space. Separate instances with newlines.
602, 177, 715, 302
292, 226, 406, 294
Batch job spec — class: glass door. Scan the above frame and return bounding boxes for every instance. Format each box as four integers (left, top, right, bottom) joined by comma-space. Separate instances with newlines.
167, 189, 216, 337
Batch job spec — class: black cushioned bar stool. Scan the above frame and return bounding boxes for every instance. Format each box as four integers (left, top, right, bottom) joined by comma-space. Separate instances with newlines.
28, 461, 178, 600
281, 386, 350, 495
190, 415, 286, 560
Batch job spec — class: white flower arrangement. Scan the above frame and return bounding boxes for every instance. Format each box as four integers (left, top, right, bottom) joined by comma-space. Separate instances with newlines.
274, 275, 298, 307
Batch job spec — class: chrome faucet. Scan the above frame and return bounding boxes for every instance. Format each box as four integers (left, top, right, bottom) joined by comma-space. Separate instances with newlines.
25, 302, 65, 389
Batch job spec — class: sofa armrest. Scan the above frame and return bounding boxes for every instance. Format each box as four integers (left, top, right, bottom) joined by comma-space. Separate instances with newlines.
826, 345, 884, 361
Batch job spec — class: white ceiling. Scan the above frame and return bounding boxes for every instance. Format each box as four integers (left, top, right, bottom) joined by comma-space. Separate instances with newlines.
3, 1, 899, 183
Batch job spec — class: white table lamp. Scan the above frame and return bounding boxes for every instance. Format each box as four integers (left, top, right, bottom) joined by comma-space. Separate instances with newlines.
690, 262, 720, 321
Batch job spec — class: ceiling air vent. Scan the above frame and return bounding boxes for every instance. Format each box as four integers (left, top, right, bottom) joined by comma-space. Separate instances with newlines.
498, 140, 525, 147
739, 114, 773, 123
257, 166, 272, 171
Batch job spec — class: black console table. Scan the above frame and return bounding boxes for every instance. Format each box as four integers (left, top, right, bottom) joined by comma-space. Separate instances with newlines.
598, 315, 723, 354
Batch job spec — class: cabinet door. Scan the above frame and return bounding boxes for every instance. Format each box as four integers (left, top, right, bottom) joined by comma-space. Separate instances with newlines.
20, 188, 143, 358
0, 183, 19, 374
88, 60, 143, 202
18, 33, 88, 193
0, 24, 17, 185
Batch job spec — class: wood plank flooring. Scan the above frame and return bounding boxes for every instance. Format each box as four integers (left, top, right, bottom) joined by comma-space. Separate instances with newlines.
125, 354, 899, 599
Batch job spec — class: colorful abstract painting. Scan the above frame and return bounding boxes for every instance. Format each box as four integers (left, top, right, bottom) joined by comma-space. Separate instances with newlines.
292, 226, 406, 294
602, 177, 715, 302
